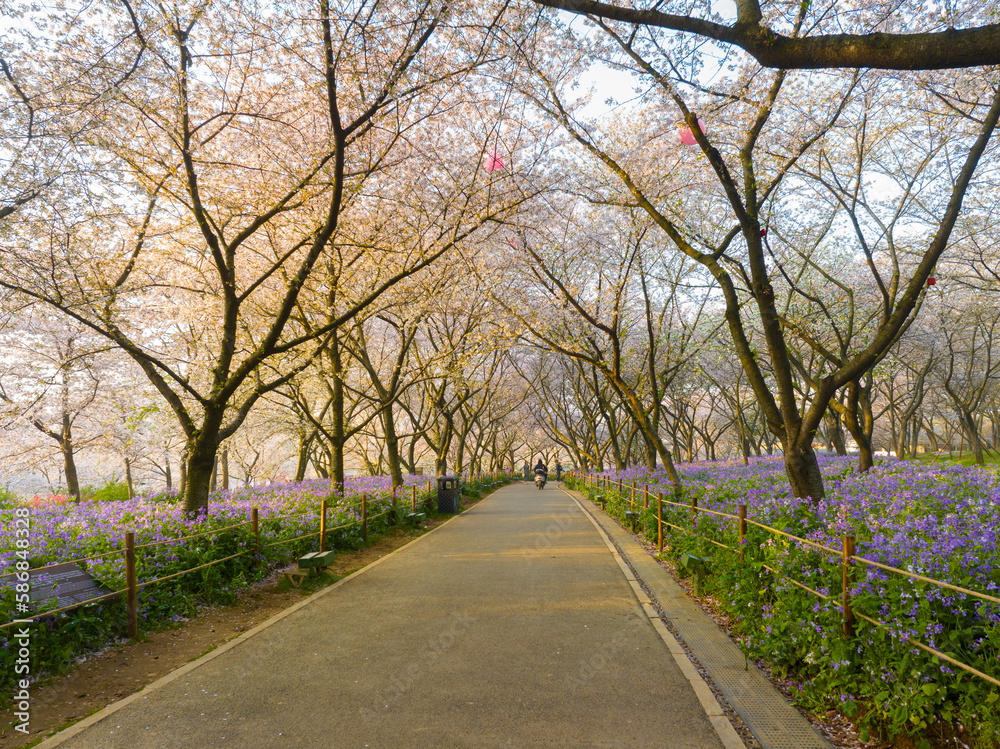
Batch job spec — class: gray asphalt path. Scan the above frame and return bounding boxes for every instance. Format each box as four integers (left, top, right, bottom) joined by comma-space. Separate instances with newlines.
48, 483, 725, 748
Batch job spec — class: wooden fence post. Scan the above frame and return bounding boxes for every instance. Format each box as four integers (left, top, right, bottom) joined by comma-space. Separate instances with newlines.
411, 485, 417, 512
657, 491, 664, 554
690, 495, 698, 528
738, 504, 747, 563
125, 531, 138, 639
842, 534, 856, 637
320, 500, 327, 553
643, 484, 649, 509
362, 495, 368, 544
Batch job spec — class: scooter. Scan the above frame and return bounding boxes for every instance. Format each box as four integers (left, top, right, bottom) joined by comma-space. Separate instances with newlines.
535, 471, 547, 489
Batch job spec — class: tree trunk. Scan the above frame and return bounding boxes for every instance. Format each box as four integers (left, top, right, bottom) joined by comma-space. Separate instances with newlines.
613, 385, 682, 496
62, 442, 81, 501
455, 430, 466, 475
313, 451, 330, 479
660, 449, 682, 493
841, 384, 874, 472
221, 447, 230, 491
382, 407, 404, 489
826, 409, 848, 456
125, 456, 135, 499
782, 442, 825, 501
60, 414, 81, 502
164, 452, 172, 490
597, 395, 624, 469
294, 432, 313, 482
733, 409, 750, 464
895, 418, 907, 460
183, 438, 219, 516
923, 415, 939, 452
644, 433, 657, 470
433, 409, 454, 476
181, 411, 224, 516
408, 440, 419, 475
850, 429, 874, 471
961, 409, 985, 465
330, 333, 346, 491
179, 447, 188, 497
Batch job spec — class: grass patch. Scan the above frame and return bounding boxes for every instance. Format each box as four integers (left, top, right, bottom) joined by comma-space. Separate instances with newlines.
909, 450, 1000, 467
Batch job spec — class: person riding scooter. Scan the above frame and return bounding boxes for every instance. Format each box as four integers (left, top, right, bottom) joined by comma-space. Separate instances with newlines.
534, 459, 547, 489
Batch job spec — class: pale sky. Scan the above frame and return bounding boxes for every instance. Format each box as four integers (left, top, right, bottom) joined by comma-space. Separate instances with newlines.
576, 0, 739, 120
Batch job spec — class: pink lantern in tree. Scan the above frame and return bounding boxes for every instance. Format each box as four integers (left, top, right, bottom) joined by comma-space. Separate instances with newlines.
677, 119, 707, 146
484, 151, 505, 172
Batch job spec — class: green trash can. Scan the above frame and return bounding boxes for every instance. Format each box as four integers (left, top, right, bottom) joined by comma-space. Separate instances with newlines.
437, 476, 461, 514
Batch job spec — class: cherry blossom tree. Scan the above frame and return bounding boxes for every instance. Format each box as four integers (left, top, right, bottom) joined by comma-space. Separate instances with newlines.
0, 0, 524, 514
0, 0, 146, 224
514, 7, 1000, 500
531, 0, 1000, 70
0, 307, 115, 499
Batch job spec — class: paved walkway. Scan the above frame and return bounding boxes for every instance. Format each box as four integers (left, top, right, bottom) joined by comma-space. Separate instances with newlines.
44, 484, 730, 748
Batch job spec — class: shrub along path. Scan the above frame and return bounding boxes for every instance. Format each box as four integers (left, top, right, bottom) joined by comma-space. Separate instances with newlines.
42, 482, 733, 748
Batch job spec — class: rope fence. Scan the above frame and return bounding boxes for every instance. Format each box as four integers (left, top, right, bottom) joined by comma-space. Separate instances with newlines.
2, 471, 514, 638
138, 550, 251, 589
576, 472, 1000, 691
135, 520, 250, 551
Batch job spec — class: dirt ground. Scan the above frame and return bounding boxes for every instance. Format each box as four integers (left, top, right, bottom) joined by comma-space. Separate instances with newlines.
0, 507, 464, 748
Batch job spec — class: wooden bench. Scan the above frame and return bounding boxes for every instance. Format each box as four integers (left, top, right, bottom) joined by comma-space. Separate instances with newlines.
405, 511, 427, 527
282, 569, 309, 587
283, 549, 337, 587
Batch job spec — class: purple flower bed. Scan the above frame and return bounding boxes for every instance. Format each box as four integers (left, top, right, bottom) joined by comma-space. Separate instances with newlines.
578, 456, 1000, 743
593, 456, 1000, 596
0, 475, 433, 581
